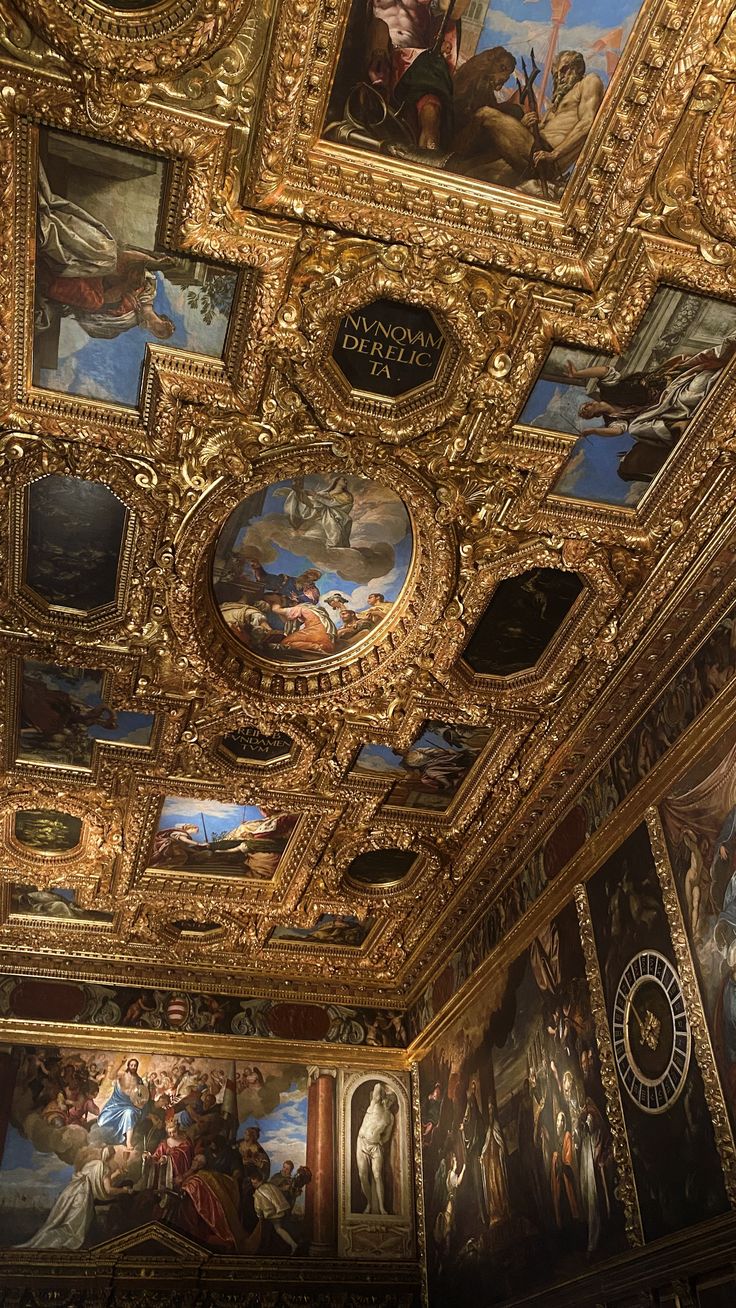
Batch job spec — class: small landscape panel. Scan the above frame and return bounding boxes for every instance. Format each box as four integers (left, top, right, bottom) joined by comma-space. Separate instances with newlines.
463, 568, 583, 676
331, 298, 445, 398
13, 808, 82, 853
18, 659, 154, 770
10, 886, 112, 923
520, 288, 736, 507
212, 474, 412, 664
269, 915, 374, 947
325, 0, 644, 200
149, 797, 298, 879
25, 475, 128, 612
34, 129, 238, 407
352, 721, 490, 811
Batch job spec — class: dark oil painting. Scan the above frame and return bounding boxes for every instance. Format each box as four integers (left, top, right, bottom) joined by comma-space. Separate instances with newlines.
586, 823, 728, 1240
346, 848, 417, 886
269, 915, 374, 947
463, 568, 583, 676
520, 288, 736, 507
659, 723, 736, 1136
10, 886, 113, 924
419, 903, 625, 1305
149, 797, 298, 880
34, 129, 238, 407
325, 1, 643, 200
352, 721, 490, 811
0, 1047, 313, 1255
25, 475, 128, 613
13, 808, 82, 853
212, 474, 412, 666
18, 660, 154, 770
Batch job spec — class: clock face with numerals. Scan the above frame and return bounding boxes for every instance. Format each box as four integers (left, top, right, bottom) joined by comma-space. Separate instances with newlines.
612, 950, 691, 1114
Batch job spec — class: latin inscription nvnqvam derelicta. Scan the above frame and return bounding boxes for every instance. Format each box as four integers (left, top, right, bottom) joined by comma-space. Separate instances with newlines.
331, 298, 446, 399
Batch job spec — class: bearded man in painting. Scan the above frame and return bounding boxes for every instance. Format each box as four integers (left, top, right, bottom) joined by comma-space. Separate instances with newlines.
447, 49, 604, 192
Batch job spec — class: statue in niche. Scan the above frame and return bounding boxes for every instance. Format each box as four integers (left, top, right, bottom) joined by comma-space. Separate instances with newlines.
355, 1081, 398, 1215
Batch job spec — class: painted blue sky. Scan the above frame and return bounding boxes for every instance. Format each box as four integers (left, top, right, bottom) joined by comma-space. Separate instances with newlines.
520, 376, 640, 506
479, 0, 643, 94
237, 1080, 308, 1176
23, 661, 154, 747
157, 797, 270, 844
228, 477, 413, 611
354, 724, 469, 778
38, 272, 235, 408
0, 1125, 74, 1212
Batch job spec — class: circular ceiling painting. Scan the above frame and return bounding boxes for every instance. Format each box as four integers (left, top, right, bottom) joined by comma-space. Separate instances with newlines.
212, 475, 413, 664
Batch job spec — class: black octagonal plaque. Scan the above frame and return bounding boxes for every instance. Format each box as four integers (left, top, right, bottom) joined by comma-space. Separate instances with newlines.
331, 298, 446, 399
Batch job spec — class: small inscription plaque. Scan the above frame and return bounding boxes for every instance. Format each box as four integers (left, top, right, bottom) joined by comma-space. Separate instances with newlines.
332, 298, 445, 398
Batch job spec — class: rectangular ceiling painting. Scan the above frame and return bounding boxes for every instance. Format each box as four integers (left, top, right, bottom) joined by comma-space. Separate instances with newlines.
18, 660, 154, 770
33, 129, 239, 407
520, 288, 736, 507
352, 722, 490, 811
148, 797, 298, 879
325, 0, 643, 199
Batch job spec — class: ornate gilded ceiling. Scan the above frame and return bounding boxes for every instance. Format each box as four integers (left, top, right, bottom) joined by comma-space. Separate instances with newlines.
0, 0, 735, 1023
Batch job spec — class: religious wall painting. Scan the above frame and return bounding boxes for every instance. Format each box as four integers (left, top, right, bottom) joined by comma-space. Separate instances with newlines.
324, 1, 643, 201
462, 568, 583, 677
217, 726, 295, 768
13, 808, 82, 853
212, 475, 412, 665
586, 824, 729, 1240
659, 723, 736, 1138
268, 915, 375, 948
519, 288, 736, 508
148, 796, 298, 880
0, 1047, 315, 1256
9, 885, 113, 924
418, 902, 625, 1304
351, 721, 490, 812
17, 660, 155, 770
34, 129, 239, 408
345, 848, 417, 887
23, 476, 129, 615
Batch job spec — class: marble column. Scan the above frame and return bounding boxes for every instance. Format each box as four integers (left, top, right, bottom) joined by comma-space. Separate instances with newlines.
305, 1066, 336, 1256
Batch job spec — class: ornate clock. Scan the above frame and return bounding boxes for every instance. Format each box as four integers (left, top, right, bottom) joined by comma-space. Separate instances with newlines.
612, 950, 691, 1114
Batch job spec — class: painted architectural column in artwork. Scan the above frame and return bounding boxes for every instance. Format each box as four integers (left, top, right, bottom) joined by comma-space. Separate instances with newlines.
305, 1066, 337, 1256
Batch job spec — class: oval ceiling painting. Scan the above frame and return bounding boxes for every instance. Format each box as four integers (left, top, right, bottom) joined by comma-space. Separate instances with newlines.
212, 474, 413, 664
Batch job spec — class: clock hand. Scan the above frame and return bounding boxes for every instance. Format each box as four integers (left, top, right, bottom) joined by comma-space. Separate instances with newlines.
630, 999, 661, 1052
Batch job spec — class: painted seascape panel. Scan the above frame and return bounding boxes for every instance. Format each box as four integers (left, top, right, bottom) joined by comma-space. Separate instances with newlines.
212, 475, 412, 665
659, 724, 736, 1135
352, 722, 490, 811
18, 660, 154, 770
10, 886, 113, 924
34, 129, 238, 407
24, 476, 128, 612
149, 797, 298, 880
0, 1048, 313, 1255
520, 288, 736, 507
13, 808, 82, 853
586, 824, 728, 1241
269, 915, 374, 947
419, 903, 625, 1305
325, 1, 643, 199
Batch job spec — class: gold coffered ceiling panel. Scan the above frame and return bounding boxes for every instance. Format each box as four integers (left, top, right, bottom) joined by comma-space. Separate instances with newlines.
0, 0, 733, 1027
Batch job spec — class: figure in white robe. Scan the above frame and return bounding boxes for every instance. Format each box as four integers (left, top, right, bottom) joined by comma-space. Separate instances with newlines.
17, 1148, 120, 1250
279, 477, 354, 549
